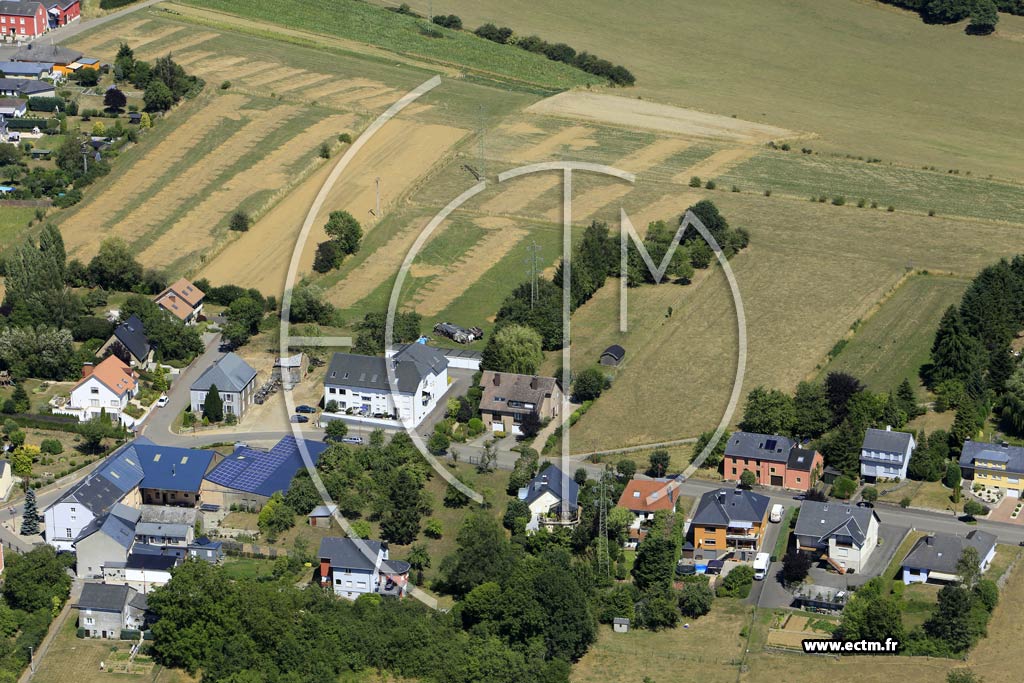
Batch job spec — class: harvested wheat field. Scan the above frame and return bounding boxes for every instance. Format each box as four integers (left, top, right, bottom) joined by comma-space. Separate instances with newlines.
528, 92, 798, 143
408, 217, 527, 316
201, 118, 467, 296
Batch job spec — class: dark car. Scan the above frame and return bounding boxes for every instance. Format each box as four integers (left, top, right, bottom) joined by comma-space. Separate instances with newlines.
290, 415, 310, 423
295, 405, 317, 414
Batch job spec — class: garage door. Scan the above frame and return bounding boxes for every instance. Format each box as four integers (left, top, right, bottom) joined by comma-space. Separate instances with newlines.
770, 475, 783, 487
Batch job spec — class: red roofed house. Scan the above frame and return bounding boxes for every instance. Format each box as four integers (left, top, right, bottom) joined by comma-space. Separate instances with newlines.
616, 479, 678, 548
45, 0, 79, 28
155, 278, 205, 325
0, 2, 48, 39
60, 355, 139, 426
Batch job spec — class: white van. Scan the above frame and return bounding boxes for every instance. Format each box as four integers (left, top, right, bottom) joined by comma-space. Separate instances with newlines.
753, 552, 771, 580
769, 504, 785, 523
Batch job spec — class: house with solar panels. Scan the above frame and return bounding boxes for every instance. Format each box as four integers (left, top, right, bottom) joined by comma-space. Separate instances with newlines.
323, 344, 448, 427
201, 436, 328, 511
43, 437, 215, 551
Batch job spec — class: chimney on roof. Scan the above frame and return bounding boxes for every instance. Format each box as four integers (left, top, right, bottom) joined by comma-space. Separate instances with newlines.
717, 491, 726, 504
886, 425, 892, 432
171, 464, 176, 477
81, 362, 94, 378
530, 376, 538, 389
925, 536, 934, 546
493, 374, 500, 386
1002, 441, 1010, 448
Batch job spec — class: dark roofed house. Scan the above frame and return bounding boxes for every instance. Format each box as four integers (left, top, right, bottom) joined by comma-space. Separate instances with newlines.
518, 465, 580, 532
901, 530, 997, 585
98, 314, 152, 368
860, 426, 916, 482
190, 352, 258, 421
319, 536, 409, 600
690, 488, 771, 560
0, 77, 55, 98
723, 431, 823, 492
188, 537, 224, 564
133, 442, 215, 507
600, 344, 625, 366
201, 436, 328, 510
478, 371, 562, 436
959, 439, 1024, 499
74, 502, 139, 578
793, 500, 880, 574
13, 42, 81, 65
324, 344, 449, 427
76, 583, 147, 638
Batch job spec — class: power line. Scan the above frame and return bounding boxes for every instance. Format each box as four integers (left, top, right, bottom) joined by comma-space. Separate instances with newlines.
525, 240, 541, 308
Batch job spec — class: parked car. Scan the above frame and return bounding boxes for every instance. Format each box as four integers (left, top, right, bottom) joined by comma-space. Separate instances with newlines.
295, 405, 317, 414
290, 415, 310, 423
770, 504, 785, 523
753, 553, 771, 580
341, 436, 364, 445
156, 395, 169, 408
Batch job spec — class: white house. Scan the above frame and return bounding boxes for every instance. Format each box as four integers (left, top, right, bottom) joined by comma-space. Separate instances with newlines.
793, 500, 880, 574
44, 442, 144, 551
190, 353, 258, 421
519, 466, 580, 532
324, 344, 448, 427
59, 356, 138, 426
102, 553, 178, 594
318, 537, 409, 600
901, 530, 997, 585
860, 426, 916, 481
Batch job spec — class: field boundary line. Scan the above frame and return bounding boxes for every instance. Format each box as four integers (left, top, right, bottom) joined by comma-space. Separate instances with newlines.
808, 268, 972, 383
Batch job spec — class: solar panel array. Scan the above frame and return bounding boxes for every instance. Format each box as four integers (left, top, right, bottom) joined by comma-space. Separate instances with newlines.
205, 437, 327, 496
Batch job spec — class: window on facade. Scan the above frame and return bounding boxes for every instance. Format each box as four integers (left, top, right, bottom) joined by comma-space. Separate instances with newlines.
91, 387, 99, 394
66, 528, 71, 537
796, 477, 802, 483
731, 468, 737, 475
703, 538, 716, 547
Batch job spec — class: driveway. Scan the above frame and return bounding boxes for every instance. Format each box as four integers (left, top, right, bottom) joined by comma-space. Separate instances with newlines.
138, 332, 221, 441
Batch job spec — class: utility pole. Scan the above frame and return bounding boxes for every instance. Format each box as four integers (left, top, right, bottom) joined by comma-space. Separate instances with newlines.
525, 240, 541, 308
477, 104, 486, 180
375, 176, 381, 218
597, 471, 610, 579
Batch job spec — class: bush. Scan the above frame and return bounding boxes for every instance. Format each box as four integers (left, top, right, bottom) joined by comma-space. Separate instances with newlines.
40, 438, 63, 455
887, 205, 895, 212
832, 196, 846, 206
716, 565, 754, 598
220, 80, 231, 89
678, 580, 714, 618
900, 496, 912, 508
764, 188, 772, 196
831, 475, 857, 499
319, 142, 331, 159
689, 176, 702, 188
467, 417, 484, 436
704, 179, 716, 190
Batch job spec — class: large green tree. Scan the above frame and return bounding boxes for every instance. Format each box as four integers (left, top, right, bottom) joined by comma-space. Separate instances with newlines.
739, 386, 796, 435
202, 384, 224, 423
439, 511, 514, 597
480, 324, 544, 375
323, 210, 363, 254
793, 380, 831, 438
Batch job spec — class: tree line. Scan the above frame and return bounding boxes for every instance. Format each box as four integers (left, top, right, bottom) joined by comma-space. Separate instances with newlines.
473, 23, 635, 85
493, 200, 748, 352
878, 0, 1007, 34
113, 43, 204, 112
928, 257, 1024, 442
0, 228, 203, 380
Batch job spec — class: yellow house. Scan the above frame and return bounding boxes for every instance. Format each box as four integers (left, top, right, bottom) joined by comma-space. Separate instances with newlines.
960, 440, 1024, 497
689, 488, 771, 561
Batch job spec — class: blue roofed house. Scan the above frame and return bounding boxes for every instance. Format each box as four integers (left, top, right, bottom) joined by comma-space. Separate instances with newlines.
187, 537, 224, 563
518, 465, 580, 532
74, 502, 139, 579
318, 537, 410, 600
859, 426, 916, 482
43, 443, 145, 551
0, 60, 53, 78
190, 352, 258, 422
201, 436, 328, 511
43, 437, 215, 551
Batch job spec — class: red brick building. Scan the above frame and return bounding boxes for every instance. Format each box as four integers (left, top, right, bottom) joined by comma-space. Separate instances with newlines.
0, 1, 47, 39
722, 431, 824, 492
